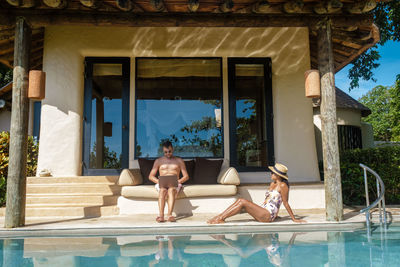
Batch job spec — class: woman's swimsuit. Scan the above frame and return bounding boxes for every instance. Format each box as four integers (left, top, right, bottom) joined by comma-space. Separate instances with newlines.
260, 189, 282, 221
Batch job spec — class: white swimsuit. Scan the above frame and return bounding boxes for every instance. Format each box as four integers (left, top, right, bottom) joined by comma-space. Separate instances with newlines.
260, 190, 282, 221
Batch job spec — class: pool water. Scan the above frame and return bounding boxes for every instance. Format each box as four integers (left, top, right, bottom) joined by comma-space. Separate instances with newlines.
1, 224, 399, 267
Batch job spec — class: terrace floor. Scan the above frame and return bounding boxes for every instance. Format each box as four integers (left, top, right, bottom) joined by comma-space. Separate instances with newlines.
0, 207, 399, 237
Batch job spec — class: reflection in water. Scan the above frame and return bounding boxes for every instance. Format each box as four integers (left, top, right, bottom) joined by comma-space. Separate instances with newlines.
1, 226, 399, 267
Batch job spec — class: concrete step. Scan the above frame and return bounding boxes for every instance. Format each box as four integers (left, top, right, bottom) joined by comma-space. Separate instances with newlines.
26, 195, 119, 205
26, 184, 121, 195
0, 205, 119, 217
27, 176, 118, 185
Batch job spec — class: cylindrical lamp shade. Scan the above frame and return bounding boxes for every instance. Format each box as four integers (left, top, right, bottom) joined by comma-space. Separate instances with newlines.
28, 70, 46, 100
304, 70, 320, 98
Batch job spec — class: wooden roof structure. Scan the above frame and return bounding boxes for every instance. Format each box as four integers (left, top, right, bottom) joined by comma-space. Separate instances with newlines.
0, 0, 381, 72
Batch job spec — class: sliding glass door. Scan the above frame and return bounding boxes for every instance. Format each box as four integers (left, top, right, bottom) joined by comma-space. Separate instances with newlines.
82, 58, 130, 175
228, 58, 274, 171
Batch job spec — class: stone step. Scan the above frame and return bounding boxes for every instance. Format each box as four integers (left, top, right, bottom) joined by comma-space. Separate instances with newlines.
26, 184, 121, 195
27, 176, 118, 185
0, 205, 119, 217
26, 195, 119, 205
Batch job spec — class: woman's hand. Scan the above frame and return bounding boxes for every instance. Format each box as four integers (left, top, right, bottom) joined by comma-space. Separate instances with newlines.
292, 218, 307, 223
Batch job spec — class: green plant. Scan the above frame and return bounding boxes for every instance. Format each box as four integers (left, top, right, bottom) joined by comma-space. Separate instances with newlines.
340, 146, 400, 205
0, 131, 39, 206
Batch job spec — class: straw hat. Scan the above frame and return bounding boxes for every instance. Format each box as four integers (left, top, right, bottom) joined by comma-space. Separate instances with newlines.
268, 163, 288, 180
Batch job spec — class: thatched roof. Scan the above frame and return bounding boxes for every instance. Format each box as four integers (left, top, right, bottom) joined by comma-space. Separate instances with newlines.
313, 87, 371, 117
0, 0, 380, 72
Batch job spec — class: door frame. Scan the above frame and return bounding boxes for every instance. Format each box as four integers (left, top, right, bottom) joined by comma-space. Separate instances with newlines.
228, 57, 275, 172
82, 57, 130, 175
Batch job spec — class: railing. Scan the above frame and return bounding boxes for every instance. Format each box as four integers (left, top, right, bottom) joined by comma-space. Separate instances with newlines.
359, 164, 387, 232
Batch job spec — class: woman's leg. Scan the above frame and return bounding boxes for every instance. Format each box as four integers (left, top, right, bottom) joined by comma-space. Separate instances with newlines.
208, 198, 271, 224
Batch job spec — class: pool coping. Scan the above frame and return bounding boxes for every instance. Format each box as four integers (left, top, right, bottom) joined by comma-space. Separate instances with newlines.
0, 220, 367, 238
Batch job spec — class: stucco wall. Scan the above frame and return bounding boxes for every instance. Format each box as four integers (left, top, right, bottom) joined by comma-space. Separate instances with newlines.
0, 101, 35, 135
0, 110, 11, 132
314, 107, 363, 162
38, 26, 319, 182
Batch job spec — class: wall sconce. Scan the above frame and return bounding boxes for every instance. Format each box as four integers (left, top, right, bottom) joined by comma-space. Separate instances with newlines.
28, 70, 46, 100
304, 70, 320, 98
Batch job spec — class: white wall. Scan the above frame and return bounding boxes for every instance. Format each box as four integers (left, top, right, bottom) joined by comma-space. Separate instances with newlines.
38, 26, 320, 182
0, 110, 11, 132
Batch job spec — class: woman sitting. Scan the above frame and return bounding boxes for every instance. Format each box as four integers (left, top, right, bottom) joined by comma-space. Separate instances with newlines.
207, 163, 306, 224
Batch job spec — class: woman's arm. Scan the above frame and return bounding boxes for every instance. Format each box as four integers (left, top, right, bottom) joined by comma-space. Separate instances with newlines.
280, 184, 306, 223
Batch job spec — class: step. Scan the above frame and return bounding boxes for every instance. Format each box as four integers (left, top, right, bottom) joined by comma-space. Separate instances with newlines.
14, 206, 119, 217
27, 176, 119, 185
26, 195, 119, 205
26, 184, 121, 195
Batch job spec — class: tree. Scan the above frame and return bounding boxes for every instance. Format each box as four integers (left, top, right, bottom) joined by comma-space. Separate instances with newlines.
359, 75, 400, 141
0, 64, 12, 88
348, 1, 400, 90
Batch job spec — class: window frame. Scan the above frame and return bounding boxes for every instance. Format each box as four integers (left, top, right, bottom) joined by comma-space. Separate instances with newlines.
82, 57, 130, 175
228, 57, 275, 172
134, 57, 224, 160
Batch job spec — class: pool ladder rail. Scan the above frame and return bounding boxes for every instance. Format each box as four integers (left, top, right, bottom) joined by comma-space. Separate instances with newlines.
359, 163, 387, 232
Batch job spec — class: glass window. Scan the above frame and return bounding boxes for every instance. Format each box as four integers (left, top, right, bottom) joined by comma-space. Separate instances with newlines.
338, 125, 362, 151
135, 58, 223, 158
235, 64, 267, 167
89, 63, 123, 169
228, 59, 274, 171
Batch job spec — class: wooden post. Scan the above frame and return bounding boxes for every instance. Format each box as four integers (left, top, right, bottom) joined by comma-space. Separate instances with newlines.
317, 18, 343, 221
4, 17, 31, 228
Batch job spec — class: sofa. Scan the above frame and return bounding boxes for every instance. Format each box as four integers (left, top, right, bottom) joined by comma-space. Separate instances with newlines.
117, 159, 241, 215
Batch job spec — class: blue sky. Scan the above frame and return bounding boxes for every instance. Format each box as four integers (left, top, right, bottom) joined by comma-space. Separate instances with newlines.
335, 40, 400, 100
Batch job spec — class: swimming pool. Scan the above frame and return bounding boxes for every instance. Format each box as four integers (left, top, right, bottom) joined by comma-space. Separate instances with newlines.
1, 223, 398, 267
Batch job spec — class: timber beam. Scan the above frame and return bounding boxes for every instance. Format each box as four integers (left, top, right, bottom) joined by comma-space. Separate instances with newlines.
219, 0, 234, 13
188, 0, 199, 12
0, 11, 375, 28
150, 0, 166, 12
43, 0, 68, 8
1, 0, 380, 15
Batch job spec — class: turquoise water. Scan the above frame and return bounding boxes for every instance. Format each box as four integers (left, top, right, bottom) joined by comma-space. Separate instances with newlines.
1, 224, 399, 266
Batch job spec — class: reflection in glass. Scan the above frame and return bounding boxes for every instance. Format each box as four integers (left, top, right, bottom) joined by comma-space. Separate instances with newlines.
234, 64, 268, 167
89, 63, 123, 169
136, 58, 223, 158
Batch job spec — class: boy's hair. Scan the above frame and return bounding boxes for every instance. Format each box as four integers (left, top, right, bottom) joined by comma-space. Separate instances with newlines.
162, 140, 173, 148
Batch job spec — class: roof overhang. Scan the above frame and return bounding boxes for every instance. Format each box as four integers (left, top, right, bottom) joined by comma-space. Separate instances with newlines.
0, 0, 381, 73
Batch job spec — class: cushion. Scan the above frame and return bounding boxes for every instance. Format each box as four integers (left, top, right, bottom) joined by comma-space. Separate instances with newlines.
193, 158, 223, 184
118, 169, 143, 186
137, 158, 158, 185
217, 167, 241, 185
182, 159, 195, 184
121, 184, 237, 199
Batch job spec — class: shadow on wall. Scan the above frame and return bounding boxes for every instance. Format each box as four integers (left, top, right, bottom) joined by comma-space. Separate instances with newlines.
126, 27, 308, 76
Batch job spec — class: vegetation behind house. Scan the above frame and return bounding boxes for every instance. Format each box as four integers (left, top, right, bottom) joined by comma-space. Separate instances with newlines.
340, 146, 400, 205
0, 131, 38, 206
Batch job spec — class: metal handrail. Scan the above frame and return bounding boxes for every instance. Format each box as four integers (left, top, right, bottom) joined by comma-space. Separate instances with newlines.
359, 163, 387, 230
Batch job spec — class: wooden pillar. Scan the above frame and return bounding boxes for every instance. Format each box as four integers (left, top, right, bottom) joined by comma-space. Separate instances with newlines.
4, 17, 31, 228
317, 18, 343, 221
